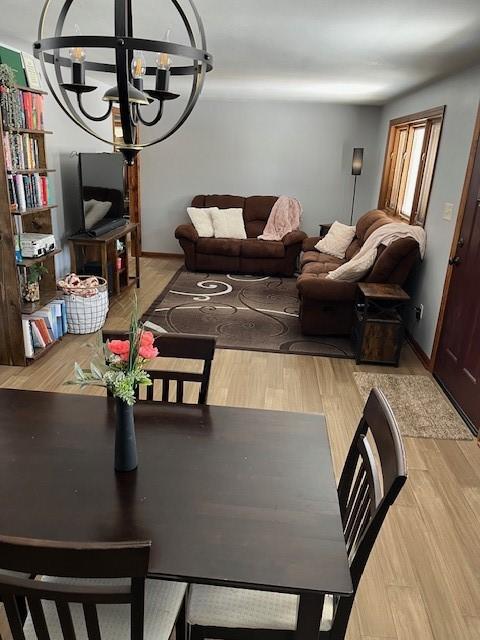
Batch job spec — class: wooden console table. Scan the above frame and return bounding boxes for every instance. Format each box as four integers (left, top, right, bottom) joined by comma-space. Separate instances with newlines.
69, 222, 140, 298
352, 283, 410, 366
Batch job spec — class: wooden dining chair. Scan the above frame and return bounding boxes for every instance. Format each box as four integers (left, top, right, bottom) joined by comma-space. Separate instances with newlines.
186, 388, 408, 640
102, 331, 216, 404
0, 536, 187, 640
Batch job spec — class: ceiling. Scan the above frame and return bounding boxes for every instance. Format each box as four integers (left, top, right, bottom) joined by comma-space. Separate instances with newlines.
2, 0, 480, 104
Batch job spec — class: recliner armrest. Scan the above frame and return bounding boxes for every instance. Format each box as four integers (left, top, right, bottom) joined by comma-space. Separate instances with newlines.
175, 224, 199, 243
296, 274, 357, 302
281, 230, 307, 246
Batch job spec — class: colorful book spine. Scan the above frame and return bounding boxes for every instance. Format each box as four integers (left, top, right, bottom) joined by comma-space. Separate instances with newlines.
0, 89, 44, 132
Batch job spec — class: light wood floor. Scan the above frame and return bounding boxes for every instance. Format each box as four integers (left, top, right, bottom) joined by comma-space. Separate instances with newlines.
1, 256, 479, 640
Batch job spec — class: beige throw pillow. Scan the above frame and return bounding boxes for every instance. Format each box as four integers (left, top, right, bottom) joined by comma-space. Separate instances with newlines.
187, 207, 218, 237
326, 248, 377, 282
211, 208, 247, 239
314, 221, 356, 259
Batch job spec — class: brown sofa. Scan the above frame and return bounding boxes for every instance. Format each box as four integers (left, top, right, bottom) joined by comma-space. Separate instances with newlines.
175, 195, 307, 276
297, 210, 420, 336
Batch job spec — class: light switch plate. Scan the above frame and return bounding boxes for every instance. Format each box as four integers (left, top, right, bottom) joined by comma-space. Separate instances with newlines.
443, 202, 454, 221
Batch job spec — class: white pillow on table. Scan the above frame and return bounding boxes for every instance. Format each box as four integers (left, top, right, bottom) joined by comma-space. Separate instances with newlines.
187, 207, 218, 237
211, 208, 247, 239
314, 221, 356, 259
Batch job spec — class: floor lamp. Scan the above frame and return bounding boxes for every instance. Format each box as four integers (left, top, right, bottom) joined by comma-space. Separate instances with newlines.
350, 148, 364, 225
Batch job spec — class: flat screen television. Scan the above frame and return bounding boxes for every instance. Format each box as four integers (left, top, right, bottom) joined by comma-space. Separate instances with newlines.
78, 152, 127, 236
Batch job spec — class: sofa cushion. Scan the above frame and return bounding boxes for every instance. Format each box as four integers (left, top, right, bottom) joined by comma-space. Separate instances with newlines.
211, 208, 247, 239
204, 195, 246, 210
244, 196, 278, 238
302, 258, 346, 276
345, 238, 362, 260
187, 207, 217, 237
355, 209, 389, 243
300, 251, 345, 270
241, 239, 285, 259
314, 221, 356, 259
197, 237, 242, 257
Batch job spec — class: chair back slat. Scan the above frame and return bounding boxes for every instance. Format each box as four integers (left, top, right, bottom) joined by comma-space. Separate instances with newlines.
0, 537, 151, 640
3, 594, 26, 640
146, 381, 154, 401
55, 601, 77, 640
27, 597, 51, 640
83, 604, 102, 640
103, 331, 216, 406
332, 388, 407, 639
162, 378, 170, 402
176, 380, 184, 403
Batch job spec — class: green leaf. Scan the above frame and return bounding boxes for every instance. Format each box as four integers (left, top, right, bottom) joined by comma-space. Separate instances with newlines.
74, 362, 86, 381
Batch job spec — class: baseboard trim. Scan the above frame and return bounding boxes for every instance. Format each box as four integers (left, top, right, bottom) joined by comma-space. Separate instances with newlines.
406, 331, 432, 371
141, 251, 183, 259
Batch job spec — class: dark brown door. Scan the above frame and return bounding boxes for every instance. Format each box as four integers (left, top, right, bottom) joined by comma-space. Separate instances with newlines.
434, 131, 480, 433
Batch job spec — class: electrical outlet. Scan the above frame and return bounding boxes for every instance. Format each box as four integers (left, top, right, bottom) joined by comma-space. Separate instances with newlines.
415, 304, 424, 321
443, 202, 454, 221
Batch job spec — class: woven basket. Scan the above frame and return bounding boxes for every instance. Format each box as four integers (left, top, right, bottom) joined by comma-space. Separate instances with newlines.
58, 277, 109, 334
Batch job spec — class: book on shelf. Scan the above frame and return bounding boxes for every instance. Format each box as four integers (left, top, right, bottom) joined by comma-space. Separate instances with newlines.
9, 173, 50, 211
3, 131, 42, 170
0, 87, 44, 131
21, 299, 67, 358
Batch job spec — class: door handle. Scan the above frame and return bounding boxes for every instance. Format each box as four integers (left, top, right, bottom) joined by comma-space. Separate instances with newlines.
449, 256, 461, 266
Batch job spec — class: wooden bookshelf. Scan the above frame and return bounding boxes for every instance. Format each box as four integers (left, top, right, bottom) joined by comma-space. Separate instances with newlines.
12, 205, 58, 216
15, 85, 48, 96
0, 82, 61, 366
16, 248, 61, 267
8, 168, 56, 175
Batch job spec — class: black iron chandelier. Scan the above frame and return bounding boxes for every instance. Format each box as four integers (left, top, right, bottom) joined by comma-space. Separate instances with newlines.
34, 0, 213, 164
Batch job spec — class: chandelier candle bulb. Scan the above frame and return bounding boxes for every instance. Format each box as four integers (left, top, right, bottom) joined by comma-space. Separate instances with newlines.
131, 51, 147, 80
157, 29, 172, 71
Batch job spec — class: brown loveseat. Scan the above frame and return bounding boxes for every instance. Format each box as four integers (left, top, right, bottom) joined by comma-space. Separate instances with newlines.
175, 195, 307, 276
297, 210, 420, 336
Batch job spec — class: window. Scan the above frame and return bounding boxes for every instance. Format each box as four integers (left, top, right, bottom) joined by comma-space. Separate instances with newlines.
378, 106, 445, 226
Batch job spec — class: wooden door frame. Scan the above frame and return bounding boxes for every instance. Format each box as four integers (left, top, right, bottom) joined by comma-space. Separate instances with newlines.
430, 101, 480, 371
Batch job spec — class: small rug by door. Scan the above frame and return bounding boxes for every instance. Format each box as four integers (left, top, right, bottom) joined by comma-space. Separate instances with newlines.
353, 373, 473, 440
142, 269, 355, 358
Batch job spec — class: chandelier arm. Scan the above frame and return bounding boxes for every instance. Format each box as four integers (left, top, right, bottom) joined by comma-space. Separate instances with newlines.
114, 0, 135, 147
37, 1, 114, 147
77, 94, 113, 122
142, 61, 205, 148
136, 102, 165, 127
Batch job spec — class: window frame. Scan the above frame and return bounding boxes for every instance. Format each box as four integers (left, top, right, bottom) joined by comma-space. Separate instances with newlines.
378, 106, 445, 226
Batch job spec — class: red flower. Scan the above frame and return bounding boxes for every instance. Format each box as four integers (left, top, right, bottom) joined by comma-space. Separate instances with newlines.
139, 330, 155, 347
107, 339, 130, 359
139, 345, 159, 360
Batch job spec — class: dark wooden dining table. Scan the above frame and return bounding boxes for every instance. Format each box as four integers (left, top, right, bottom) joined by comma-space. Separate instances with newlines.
0, 388, 352, 639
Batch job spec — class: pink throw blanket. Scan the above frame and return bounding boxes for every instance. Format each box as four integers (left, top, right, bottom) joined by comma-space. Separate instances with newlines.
258, 195, 302, 241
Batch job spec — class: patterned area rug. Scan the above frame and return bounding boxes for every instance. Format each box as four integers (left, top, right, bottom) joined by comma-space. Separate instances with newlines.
142, 269, 354, 358
353, 373, 473, 440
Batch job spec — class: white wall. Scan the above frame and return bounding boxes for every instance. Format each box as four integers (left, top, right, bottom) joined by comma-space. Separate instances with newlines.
140, 100, 381, 253
374, 63, 480, 358
0, 35, 111, 275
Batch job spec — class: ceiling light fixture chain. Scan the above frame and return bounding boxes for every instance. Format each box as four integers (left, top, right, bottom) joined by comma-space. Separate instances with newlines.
34, 0, 213, 163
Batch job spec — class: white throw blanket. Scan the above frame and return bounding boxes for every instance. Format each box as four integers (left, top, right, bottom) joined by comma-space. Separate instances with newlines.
326, 223, 426, 282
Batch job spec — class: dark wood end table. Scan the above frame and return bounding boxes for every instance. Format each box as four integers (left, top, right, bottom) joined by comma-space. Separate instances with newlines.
69, 222, 140, 298
353, 283, 410, 366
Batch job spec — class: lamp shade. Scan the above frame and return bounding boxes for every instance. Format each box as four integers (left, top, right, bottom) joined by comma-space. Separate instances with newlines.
352, 148, 364, 176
